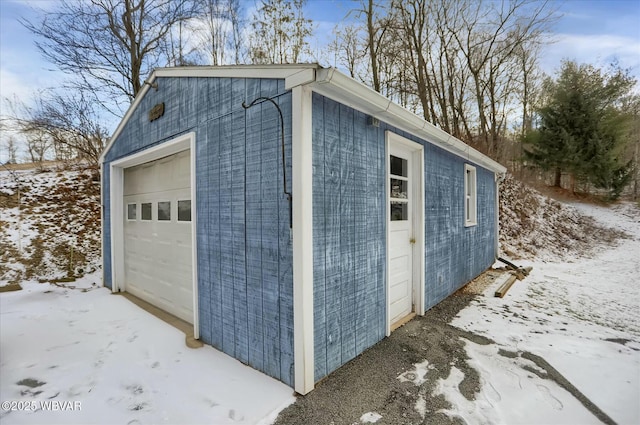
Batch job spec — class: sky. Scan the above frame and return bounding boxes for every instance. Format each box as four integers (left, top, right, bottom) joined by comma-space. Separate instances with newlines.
0, 0, 639, 162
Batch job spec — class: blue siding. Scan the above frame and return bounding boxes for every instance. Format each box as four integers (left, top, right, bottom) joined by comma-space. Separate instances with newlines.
312, 94, 497, 381
312, 95, 387, 381
102, 77, 294, 386
424, 146, 497, 308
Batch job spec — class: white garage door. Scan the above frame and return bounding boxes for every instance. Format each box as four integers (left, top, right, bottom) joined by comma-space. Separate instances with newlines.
122, 150, 194, 323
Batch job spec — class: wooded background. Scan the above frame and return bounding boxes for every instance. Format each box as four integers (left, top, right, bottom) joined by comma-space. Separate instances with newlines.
2, 0, 638, 199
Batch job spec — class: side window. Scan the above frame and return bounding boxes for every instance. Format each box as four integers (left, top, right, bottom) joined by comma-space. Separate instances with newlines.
178, 200, 191, 222
127, 203, 137, 220
464, 164, 477, 226
158, 201, 171, 221
141, 203, 152, 221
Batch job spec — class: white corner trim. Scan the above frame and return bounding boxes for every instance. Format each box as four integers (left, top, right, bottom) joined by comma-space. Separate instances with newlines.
99, 164, 106, 288
108, 132, 199, 338
292, 85, 315, 394
109, 165, 124, 294
495, 172, 505, 258
189, 141, 199, 339
416, 145, 425, 317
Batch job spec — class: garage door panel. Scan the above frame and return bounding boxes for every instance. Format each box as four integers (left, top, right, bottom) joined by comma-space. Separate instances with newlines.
123, 151, 193, 324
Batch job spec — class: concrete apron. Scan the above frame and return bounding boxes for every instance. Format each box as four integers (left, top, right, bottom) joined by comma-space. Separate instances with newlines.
114, 292, 203, 349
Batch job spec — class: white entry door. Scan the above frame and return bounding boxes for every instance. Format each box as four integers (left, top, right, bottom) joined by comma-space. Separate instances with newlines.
388, 144, 415, 327
386, 132, 425, 333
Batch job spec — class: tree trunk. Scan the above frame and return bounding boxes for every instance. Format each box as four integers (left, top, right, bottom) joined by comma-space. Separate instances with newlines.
367, 0, 380, 93
554, 168, 562, 187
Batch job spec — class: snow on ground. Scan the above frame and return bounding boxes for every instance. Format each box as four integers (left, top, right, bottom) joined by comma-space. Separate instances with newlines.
449, 201, 640, 424
2, 166, 638, 424
433, 346, 601, 425
0, 273, 295, 424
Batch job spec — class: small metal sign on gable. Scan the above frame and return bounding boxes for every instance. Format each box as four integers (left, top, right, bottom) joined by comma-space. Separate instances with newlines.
149, 102, 165, 122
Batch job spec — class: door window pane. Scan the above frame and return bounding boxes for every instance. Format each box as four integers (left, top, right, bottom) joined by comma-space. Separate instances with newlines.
141, 203, 152, 220
391, 201, 408, 221
390, 155, 407, 177
158, 201, 171, 221
178, 200, 191, 222
390, 178, 408, 199
127, 203, 136, 220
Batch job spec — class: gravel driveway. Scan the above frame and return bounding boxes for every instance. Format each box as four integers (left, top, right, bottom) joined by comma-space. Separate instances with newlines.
274, 270, 615, 425
275, 283, 484, 425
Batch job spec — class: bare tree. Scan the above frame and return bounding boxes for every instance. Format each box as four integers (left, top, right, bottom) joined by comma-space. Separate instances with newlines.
164, 7, 203, 66
359, 0, 396, 93
4, 136, 18, 164
447, 0, 555, 156
24, 129, 51, 166
348, 0, 556, 160
6, 91, 108, 167
196, 0, 245, 65
513, 39, 543, 174
249, 0, 313, 64
23, 0, 197, 108
327, 24, 360, 76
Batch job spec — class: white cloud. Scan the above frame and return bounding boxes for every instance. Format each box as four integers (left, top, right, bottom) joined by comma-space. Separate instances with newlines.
540, 33, 640, 78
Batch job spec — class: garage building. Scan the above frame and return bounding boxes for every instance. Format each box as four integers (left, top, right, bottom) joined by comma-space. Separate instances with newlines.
100, 64, 506, 395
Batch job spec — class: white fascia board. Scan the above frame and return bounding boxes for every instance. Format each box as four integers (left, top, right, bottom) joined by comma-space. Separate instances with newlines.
312, 68, 507, 176
285, 68, 316, 90
315, 68, 391, 115
153, 63, 319, 80
292, 85, 315, 395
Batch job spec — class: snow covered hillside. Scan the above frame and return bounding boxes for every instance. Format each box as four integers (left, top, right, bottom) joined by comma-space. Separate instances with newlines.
498, 174, 625, 261
0, 165, 101, 285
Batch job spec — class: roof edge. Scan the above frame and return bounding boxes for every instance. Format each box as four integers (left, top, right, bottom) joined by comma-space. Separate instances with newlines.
101, 64, 506, 176
100, 64, 322, 163
312, 67, 507, 175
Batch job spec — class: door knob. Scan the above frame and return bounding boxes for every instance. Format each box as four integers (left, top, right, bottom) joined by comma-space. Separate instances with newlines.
409, 238, 416, 244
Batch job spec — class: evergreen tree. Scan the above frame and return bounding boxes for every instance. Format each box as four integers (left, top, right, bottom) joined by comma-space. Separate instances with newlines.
526, 60, 636, 198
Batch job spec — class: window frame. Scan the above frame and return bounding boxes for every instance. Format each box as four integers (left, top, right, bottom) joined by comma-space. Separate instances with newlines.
157, 200, 172, 222
389, 154, 410, 222
464, 164, 477, 227
126, 203, 137, 221
141, 202, 153, 221
177, 199, 192, 222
